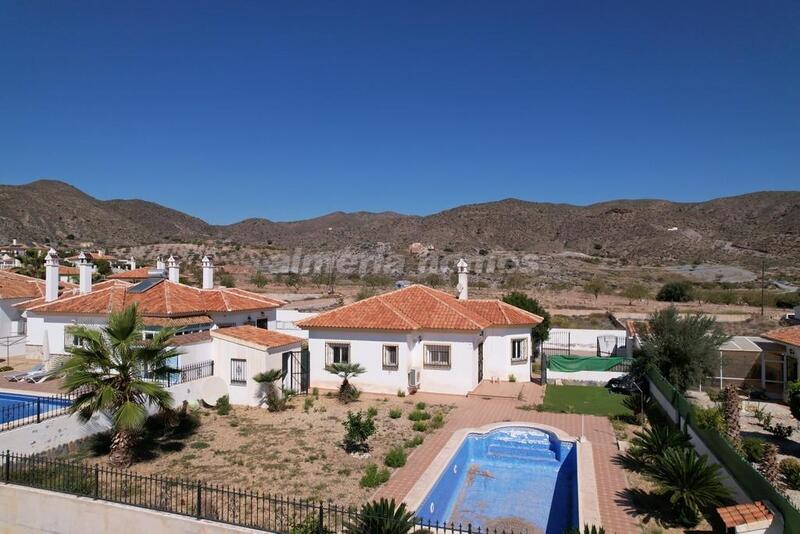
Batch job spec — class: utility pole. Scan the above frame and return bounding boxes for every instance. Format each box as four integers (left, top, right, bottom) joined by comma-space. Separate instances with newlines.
761, 257, 766, 317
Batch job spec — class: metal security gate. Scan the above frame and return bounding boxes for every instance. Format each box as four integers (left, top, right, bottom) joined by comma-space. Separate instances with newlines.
540, 330, 572, 357
282, 349, 310, 394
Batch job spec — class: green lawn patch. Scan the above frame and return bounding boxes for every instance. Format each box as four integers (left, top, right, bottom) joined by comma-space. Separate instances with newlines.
541, 385, 632, 417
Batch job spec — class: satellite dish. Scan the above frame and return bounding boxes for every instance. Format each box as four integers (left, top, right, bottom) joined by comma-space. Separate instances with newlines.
200, 376, 228, 405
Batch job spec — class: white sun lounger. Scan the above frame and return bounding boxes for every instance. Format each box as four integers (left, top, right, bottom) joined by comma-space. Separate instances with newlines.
23, 370, 50, 384
5, 364, 44, 382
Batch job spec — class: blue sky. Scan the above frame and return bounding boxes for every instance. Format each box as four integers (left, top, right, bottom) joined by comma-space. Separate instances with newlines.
1, 1, 798, 224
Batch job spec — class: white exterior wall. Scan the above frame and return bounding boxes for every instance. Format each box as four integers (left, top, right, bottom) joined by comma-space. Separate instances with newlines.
175, 340, 212, 366
212, 337, 298, 406
307, 328, 482, 396
270, 309, 316, 339
548, 328, 627, 356
26, 313, 108, 359
0, 298, 25, 337
209, 308, 277, 328
480, 326, 532, 382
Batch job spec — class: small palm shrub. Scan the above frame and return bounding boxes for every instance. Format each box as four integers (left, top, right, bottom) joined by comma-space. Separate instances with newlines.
780, 458, 800, 490
647, 447, 730, 526
344, 498, 416, 533
389, 408, 402, 419
216, 395, 231, 416
359, 464, 391, 488
741, 437, 766, 463
622, 425, 690, 473
622, 391, 654, 424
343, 411, 376, 453
408, 410, 430, 421
384, 446, 407, 468
325, 362, 365, 403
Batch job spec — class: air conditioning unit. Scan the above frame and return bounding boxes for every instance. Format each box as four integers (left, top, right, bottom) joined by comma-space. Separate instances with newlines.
408, 368, 421, 392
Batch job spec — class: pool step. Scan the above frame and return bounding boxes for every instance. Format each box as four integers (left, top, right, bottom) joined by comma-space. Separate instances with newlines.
486, 444, 558, 462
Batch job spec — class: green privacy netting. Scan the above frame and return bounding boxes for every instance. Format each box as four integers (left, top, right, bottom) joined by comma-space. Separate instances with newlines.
547, 355, 627, 372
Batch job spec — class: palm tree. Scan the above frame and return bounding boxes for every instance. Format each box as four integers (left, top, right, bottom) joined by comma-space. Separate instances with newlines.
344, 498, 418, 534
325, 362, 365, 403
253, 368, 287, 411
648, 447, 730, 526
53, 304, 179, 467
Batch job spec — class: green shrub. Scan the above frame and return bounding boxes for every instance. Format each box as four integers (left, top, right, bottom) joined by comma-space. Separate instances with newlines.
303, 397, 315, 412
312, 387, 319, 398
741, 437, 766, 463
694, 407, 726, 433
359, 464, 391, 488
191, 441, 210, 449
508, 374, 517, 382
397, 389, 406, 397
767, 422, 794, 439
388, 408, 402, 419
656, 281, 694, 303
404, 435, 424, 448
621, 424, 690, 473
215, 395, 231, 415
429, 412, 445, 429
384, 446, 407, 468
413, 421, 428, 432
344, 498, 415, 533
0, 365, 13, 372
408, 410, 430, 421
367, 406, 378, 418
343, 411, 376, 453
415, 402, 426, 410
780, 458, 800, 490
648, 448, 730, 527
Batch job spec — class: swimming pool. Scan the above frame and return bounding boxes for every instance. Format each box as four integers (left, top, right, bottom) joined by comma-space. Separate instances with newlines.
0, 392, 72, 424
416, 426, 579, 534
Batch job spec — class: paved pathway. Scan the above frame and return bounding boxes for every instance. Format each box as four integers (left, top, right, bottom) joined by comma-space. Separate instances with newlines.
374, 385, 638, 534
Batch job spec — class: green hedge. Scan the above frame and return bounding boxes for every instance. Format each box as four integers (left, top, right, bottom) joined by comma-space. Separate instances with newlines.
648, 368, 800, 533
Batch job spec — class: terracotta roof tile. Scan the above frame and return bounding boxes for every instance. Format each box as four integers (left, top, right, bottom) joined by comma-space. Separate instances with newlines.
211, 325, 303, 350
23, 280, 285, 317
169, 330, 212, 346
14, 280, 129, 311
141, 315, 213, 328
0, 270, 78, 300
297, 284, 542, 331
763, 325, 800, 347
108, 267, 157, 280
716, 501, 772, 529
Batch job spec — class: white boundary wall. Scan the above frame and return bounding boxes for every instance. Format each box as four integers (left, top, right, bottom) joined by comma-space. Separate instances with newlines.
0, 412, 113, 455
0, 484, 267, 534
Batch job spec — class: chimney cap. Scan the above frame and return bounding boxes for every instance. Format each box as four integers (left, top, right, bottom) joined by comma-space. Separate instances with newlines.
77, 251, 88, 263
456, 258, 468, 271
46, 248, 58, 258
202, 255, 213, 265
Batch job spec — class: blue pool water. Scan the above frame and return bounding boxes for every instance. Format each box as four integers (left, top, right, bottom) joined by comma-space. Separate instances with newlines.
0, 392, 71, 424
417, 427, 579, 534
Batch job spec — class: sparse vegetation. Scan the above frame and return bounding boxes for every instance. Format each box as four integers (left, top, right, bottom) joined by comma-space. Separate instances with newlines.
359, 464, 391, 488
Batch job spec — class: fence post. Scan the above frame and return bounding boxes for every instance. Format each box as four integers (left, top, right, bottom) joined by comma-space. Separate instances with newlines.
211, 361, 214, 377
317, 502, 324, 533
196, 480, 202, 519
94, 465, 99, 499
36, 397, 41, 424
4, 450, 9, 482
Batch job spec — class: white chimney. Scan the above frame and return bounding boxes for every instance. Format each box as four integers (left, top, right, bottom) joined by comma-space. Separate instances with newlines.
44, 248, 59, 302
202, 255, 214, 289
456, 258, 469, 300
129, 256, 136, 270
167, 255, 180, 283
156, 256, 165, 270
78, 251, 93, 295
12, 238, 17, 246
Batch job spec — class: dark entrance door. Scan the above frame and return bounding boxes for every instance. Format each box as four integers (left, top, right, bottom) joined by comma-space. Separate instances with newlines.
281, 349, 310, 394
477, 342, 484, 382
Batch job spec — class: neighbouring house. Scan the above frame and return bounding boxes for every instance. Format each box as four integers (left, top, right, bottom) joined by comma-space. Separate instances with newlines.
210, 325, 304, 405
762, 325, 800, 393
58, 265, 80, 283
107, 266, 160, 282
297, 259, 542, 396
626, 319, 787, 397
17, 250, 286, 364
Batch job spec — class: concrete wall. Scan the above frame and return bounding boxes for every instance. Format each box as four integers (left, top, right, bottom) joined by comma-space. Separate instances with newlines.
0, 412, 113, 456
548, 328, 627, 356
547, 370, 626, 384
270, 309, 316, 339
0, 484, 265, 534
0, 298, 25, 338
177, 340, 212, 367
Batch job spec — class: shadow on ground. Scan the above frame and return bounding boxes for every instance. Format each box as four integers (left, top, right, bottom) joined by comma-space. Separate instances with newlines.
85, 411, 200, 461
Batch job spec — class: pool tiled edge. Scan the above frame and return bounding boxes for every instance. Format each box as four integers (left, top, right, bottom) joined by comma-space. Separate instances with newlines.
403, 420, 601, 530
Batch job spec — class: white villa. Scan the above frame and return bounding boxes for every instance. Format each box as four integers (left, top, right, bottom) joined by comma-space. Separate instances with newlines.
297, 260, 543, 396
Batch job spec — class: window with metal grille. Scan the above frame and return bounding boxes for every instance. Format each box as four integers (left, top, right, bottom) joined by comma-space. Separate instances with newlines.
511, 338, 528, 363
326, 343, 350, 364
230, 358, 247, 385
424, 344, 451, 368
382, 345, 398, 370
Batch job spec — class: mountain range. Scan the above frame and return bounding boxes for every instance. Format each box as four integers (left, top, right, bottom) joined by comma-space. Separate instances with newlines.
1, 180, 798, 265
